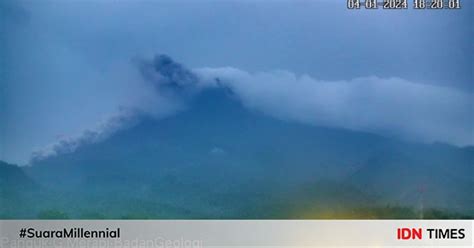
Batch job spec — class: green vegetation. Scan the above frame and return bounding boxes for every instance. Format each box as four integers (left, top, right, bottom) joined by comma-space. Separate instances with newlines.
37, 209, 69, 219
26, 206, 473, 220
293, 206, 473, 219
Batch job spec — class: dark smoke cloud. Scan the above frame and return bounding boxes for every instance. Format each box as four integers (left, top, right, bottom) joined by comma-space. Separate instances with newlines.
138, 54, 199, 96
30, 54, 199, 163
30, 109, 140, 163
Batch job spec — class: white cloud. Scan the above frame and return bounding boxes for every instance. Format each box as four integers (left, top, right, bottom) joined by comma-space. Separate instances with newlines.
196, 67, 473, 146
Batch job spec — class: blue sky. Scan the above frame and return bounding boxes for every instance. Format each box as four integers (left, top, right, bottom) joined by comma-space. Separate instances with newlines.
1, 0, 472, 165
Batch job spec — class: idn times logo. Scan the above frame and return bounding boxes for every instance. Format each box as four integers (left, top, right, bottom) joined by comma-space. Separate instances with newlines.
397, 228, 465, 240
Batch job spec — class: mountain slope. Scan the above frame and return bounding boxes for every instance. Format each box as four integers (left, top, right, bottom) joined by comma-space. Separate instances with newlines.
0, 161, 40, 218
0, 161, 36, 190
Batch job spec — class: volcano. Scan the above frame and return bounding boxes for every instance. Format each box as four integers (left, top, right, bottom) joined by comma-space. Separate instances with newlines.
3, 55, 473, 219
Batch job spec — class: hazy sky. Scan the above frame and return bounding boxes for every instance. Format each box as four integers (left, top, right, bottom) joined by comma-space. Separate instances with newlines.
1, 0, 472, 165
